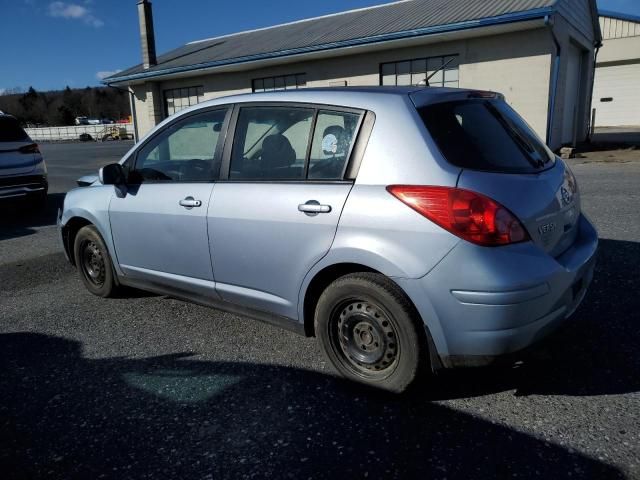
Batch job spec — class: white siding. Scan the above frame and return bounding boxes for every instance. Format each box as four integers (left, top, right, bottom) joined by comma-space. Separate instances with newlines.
556, 0, 596, 42
458, 31, 552, 140
599, 16, 640, 40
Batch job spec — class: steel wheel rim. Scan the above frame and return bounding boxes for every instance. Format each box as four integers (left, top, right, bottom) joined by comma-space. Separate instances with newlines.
331, 300, 400, 378
81, 240, 106, 287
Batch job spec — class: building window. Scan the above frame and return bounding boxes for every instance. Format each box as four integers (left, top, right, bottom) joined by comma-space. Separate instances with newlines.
252, 74, 306, 93
164, 86, 205, 117
380, 55, 459, 87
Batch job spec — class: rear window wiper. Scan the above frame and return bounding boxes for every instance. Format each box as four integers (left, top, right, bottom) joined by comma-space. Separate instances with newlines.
484, 102, 544, 169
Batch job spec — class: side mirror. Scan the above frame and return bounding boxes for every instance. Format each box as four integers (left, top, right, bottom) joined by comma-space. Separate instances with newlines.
99, 163, 126, 186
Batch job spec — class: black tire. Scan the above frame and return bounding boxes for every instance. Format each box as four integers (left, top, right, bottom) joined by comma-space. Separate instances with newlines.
73, 225, 118, 298
27, 191, 47, 211
315, 273, 428, 393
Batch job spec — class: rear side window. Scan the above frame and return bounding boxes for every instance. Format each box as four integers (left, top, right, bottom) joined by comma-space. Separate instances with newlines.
419, 100, 555, 173
0, 117, 30, 142
230, 107, 314, 180
229, 106, 362, 181
309, 110, 360, 180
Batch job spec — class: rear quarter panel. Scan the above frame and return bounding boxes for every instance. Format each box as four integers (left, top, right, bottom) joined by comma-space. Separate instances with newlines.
353, 95, 460, 185
298, 96, 462, 319
330, 95, 462, 278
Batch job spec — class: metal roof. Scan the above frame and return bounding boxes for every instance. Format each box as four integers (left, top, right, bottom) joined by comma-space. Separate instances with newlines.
105, 0, 564, 84
599, 9, 640, 24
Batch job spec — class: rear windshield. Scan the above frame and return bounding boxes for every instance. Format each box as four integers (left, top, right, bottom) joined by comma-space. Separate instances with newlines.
419, 99, 555, 173
0, 116, 30, 142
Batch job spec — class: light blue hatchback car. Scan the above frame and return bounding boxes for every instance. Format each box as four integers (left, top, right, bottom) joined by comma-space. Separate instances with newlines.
59, 87, 598, 392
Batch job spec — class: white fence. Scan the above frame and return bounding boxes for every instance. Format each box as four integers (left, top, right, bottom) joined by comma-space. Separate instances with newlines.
25, 123, 135, 142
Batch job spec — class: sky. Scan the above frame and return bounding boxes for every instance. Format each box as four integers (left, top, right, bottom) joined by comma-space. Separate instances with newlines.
0, 0, 638, 93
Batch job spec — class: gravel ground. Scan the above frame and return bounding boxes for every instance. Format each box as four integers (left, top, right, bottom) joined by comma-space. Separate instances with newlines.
0, 142, 638, 479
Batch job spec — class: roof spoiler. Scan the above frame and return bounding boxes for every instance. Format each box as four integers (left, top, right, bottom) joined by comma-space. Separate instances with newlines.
409, 89, 505, 108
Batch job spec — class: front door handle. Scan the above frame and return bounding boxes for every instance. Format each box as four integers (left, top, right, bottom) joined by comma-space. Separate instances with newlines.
179, 196, 202, 209
298, 200, 332, 216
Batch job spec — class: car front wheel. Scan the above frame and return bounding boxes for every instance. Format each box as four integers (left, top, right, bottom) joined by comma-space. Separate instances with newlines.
315, 273, 427, 393
73, 225, 118, 298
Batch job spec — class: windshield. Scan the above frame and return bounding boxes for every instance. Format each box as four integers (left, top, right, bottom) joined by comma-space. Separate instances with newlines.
0, 116, 30, 143
418, 99, 555, 173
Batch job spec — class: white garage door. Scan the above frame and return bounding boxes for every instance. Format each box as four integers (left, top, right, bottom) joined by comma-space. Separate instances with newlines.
592, 63, 640, 127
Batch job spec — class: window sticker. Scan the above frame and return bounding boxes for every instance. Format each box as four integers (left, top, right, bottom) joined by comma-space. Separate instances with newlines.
322, 133, 338, 154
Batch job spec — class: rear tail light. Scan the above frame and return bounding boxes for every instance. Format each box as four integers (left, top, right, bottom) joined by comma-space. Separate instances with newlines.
387, 185, 529, 246
19, 143, 40, 154
564, 166, 578, 194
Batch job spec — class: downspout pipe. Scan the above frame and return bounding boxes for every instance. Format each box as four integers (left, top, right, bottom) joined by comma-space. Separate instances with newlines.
106, 84, 139, 143
545, 14, 561, 148
128, 88, 139, 143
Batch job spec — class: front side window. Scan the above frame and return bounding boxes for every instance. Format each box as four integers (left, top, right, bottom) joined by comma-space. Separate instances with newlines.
419, 99, 555, 173
230, 107, 314, 180
229, 106, 363, 181
132, 108, 227, 183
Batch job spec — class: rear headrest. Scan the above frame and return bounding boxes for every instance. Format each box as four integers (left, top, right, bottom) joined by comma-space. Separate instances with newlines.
322, 125, 347, 156
261, 134, 296, 169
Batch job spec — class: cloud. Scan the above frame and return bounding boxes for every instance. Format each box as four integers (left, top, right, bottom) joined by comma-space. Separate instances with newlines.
0, 88, 6, 96
96, 70, 121, 81
48, 1, 104, 27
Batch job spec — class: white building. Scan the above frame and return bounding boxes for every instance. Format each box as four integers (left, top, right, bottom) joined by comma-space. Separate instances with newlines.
592, 10, 640, 127
104, 0, 602, 150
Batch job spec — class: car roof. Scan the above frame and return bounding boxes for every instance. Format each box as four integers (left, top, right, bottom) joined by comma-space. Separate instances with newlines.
188, 86, 484, 114
225, 85, 476, 100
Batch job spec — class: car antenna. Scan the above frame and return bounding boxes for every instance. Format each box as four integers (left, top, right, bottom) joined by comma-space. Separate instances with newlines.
422, 57, 456, 87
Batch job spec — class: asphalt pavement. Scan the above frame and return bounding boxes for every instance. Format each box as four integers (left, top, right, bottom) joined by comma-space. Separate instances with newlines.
0, 141, 638, 479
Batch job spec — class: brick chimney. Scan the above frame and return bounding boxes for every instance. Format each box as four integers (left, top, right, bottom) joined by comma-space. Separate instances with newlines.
137, 0, 157, 69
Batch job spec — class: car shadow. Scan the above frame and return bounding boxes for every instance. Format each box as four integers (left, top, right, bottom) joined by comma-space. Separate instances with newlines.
95, 237, 638, 401
426, 238, 640, 400
0, 236, 637, 404
0, 332, 626, 480
0, 192, 66, 241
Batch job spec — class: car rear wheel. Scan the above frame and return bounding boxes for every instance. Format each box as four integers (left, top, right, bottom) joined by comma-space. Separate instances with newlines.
73, 225, 118, 298
315, 273, 427, 393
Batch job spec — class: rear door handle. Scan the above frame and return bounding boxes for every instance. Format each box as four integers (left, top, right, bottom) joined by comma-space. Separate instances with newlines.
179, 196, 202, 209
298, 200, 331, 216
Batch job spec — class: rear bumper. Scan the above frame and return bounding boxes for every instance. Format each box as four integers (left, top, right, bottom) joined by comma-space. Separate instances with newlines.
0, 174, 48, 199
397, 214, 598, 367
